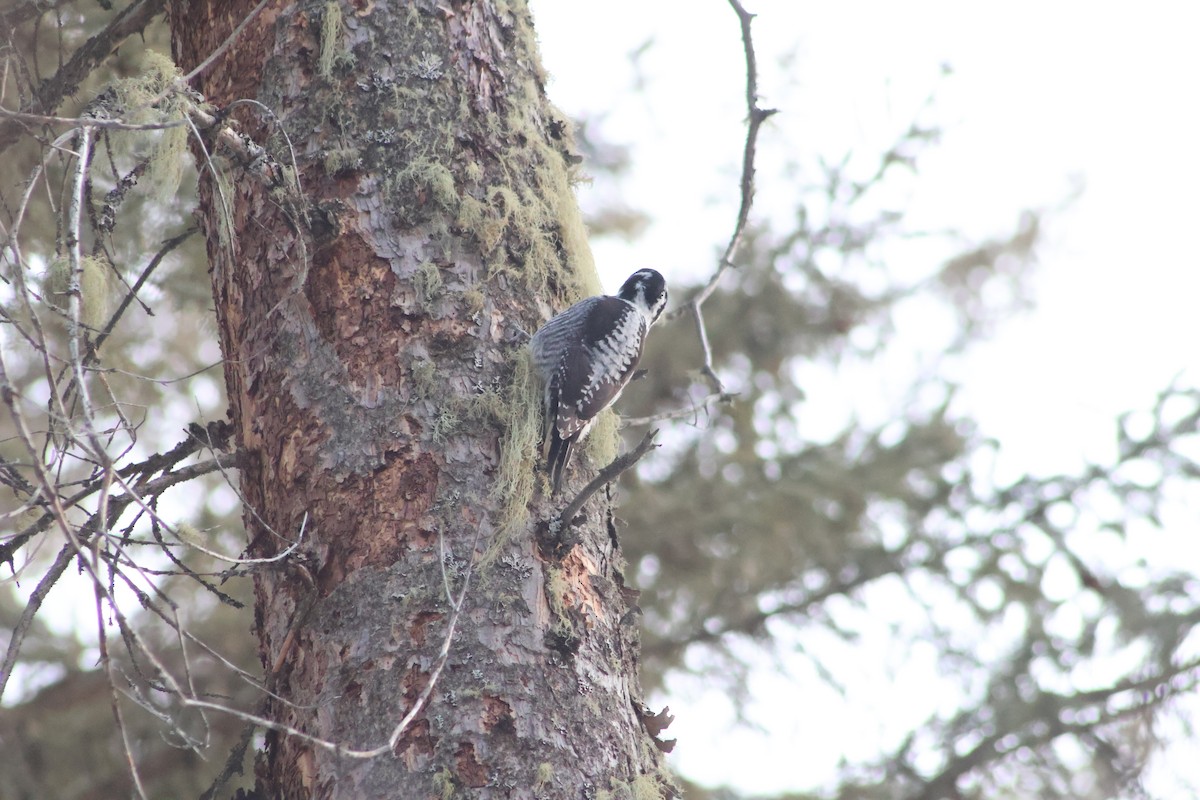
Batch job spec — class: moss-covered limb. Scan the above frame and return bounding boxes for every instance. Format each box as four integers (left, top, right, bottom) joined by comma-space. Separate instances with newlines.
118, 53, 189, 194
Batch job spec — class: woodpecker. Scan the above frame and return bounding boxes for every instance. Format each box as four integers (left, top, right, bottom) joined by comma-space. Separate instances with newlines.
531, 269, 668, 494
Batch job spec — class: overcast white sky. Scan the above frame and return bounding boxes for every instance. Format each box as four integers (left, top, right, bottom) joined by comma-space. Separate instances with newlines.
532, 1, 1200, 794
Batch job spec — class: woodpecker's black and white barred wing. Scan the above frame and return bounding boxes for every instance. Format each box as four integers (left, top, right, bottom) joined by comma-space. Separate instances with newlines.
531, 296, 649, 493
553, 295, 648, 436
530, 268, 667, 493
530, 296, 603, 382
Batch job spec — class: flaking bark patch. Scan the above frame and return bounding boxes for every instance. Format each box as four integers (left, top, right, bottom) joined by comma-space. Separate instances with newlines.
556, 546, 605, 621
394, 718, 435, 768
408, 610, 443, 647
455, 740, 489, 788
481, 694, 515, 734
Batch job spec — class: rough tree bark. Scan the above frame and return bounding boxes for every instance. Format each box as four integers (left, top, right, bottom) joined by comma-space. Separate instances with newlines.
170, 0, 673, 797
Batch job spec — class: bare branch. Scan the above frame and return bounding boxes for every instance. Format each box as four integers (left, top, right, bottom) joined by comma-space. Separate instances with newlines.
90, 228, 197, 354
1, 421, 234, 565
556, 429, 660, 531
620, 390, 737, 428
66, 124, 108, 462
95, 581, 150, 800
0, 543, 73, 701
644, 0, 775, 426
717, 0, 778, 273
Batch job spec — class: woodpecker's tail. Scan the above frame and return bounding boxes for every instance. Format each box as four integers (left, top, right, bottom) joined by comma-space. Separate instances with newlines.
546, 428, 575, 495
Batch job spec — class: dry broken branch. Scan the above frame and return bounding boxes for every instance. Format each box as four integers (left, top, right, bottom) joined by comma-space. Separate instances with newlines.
628, 0, 775, 429
555, 429, 660, 532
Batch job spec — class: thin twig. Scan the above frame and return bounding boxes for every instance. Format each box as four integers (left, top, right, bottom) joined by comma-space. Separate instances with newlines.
90, 228, 196, 354
377, 525, 484, 756
621, 391, 737, 429
95, 158, 149, 236
190, 422, 295, 550
0, 543, 73, 701
640, 0, 775, 427
180, 509, 305, 567
96, 577, 150, 800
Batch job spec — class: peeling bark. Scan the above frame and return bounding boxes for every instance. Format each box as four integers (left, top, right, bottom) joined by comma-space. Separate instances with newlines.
169, 1, 672, 796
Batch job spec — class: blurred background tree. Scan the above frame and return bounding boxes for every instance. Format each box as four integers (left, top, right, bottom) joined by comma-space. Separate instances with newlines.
3, 1, 1199, 799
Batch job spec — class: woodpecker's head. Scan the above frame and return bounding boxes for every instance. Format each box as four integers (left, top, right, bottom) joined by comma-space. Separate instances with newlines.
618, 269, 668, 325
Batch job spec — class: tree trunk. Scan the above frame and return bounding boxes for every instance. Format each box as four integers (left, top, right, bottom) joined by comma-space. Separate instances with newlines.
170, 0, 672, 797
